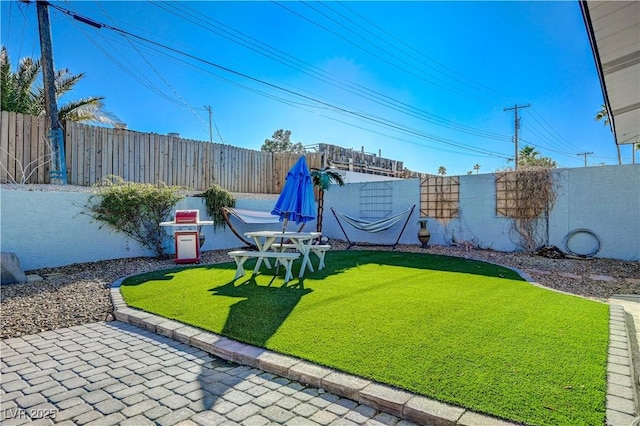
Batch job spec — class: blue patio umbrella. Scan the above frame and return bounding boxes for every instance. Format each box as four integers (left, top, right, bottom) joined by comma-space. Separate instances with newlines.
271, 156, 316, 228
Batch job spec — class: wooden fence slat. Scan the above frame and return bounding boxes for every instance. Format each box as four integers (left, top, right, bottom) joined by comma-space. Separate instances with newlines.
15, 112, 25, 183
104, 128, 113, 179
89, 125, 97, 185
32, 115, 43, 184
83, 124, 91, 186
7, 111, 16, 182
0, 111, 9, 183
21, 113, 31, 183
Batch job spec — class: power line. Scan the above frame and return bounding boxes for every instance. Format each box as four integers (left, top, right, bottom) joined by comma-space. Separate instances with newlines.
152, 1, 512, 143
38, 2, 518, 163
333, 1, 515, 105
45, 2, 513, 159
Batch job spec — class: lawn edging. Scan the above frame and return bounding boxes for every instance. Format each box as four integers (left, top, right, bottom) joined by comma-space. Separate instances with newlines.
607, 304, 639, 424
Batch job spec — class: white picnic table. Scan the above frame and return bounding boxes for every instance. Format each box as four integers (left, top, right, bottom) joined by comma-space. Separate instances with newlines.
244, 231, 321, 278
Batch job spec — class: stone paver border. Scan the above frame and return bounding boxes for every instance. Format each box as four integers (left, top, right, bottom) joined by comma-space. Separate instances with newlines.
607, 304, 640, 425
111, 270, 640, 425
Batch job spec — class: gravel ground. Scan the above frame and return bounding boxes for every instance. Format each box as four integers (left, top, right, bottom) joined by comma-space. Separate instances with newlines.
1, 241, 638, 340
2, 183, 638, 339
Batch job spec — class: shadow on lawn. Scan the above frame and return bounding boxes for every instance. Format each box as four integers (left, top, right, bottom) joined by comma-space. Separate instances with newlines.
209, 278, 312, 346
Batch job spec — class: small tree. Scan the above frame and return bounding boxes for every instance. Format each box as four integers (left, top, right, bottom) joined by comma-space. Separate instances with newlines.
473, 163, 480, 174
311, 168, 345, 233
84, 176, 184, 257
437, 166, 447, 176
261, 129, 305, 153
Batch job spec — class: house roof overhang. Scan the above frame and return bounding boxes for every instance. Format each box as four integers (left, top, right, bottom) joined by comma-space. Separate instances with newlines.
581, 1, 640, 145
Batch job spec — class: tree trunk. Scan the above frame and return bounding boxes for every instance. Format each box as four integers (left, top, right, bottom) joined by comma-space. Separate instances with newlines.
317, 190, 325, 233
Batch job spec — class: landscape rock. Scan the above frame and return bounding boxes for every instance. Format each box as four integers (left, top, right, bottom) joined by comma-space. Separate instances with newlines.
1, 252, 28, 285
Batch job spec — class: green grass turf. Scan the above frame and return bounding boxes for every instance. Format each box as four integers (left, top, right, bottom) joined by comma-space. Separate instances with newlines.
121, 250, 608, 425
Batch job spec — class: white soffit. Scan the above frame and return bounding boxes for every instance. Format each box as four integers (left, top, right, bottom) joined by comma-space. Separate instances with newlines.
585, 1, 640, 145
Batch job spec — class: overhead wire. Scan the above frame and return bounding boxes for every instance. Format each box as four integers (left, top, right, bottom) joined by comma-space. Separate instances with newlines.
333, 1, 515, 105
45, 2, 512, 159
527, 107, 585, 153
315, 1, 611, 165
92, 1, 210, 137
272, 1, 495, 105
307, 1, 507, 106
152, 1, 512, 143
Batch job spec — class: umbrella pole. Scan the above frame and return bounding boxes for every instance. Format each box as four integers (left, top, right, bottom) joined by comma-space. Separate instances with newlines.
276, 215, 288, 277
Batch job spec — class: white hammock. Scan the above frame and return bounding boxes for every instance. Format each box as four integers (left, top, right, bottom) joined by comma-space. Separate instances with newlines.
333, 207, 413, 233
225, 207, 282, 224
222, 207, 305, 248
331, 205, 416, 248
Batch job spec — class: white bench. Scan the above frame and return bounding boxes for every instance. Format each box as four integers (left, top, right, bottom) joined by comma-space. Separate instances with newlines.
228, 250, 300, 283
270, 244, 331, 270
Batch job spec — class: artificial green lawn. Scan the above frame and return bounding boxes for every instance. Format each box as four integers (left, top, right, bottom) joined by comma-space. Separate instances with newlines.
121, 250, 608, 425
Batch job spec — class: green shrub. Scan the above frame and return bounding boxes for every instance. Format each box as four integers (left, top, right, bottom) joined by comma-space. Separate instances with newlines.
195, 184, 235, 230
85, 176, 184, 257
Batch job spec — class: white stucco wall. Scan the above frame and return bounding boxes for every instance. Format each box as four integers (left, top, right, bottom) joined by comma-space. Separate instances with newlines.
321, 165, 639, 260
0, 191, 315, 271
1, 164, 638, 271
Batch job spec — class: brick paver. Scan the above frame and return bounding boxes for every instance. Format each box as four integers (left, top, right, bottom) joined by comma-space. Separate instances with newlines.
0, 322, 413, 425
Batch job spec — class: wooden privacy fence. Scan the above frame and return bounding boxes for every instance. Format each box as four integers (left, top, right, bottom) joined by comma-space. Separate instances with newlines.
0, 111, 321, 193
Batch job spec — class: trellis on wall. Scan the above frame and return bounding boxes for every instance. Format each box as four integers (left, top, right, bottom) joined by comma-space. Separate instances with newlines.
495, 171, 549, 218
360, 182, 393, 218
420, 176, 460, 219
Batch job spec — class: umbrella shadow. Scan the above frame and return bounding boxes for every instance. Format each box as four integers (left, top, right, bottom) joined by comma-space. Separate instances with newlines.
209, 276, 312, 347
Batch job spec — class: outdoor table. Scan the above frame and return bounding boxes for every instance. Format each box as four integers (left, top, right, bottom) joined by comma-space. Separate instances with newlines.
244, 231, 321, 278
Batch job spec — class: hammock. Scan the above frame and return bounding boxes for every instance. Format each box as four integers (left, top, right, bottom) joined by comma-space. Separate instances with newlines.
222, 207, 305, 248
331, 205, 415, 248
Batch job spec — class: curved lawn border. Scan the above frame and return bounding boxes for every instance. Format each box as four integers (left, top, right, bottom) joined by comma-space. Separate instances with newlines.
112, 251, 624, 423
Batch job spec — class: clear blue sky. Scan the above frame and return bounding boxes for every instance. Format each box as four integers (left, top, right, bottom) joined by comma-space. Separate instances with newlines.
1, 1, 622, 175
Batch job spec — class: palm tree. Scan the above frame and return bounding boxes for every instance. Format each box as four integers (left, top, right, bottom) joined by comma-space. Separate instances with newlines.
594, 104, 609, 126
518, 145, 557, 168
310, 167, 345, 234
519, 145, 540, 162
437, 166, 447, 176
0, 46, 117, 125
594, 103, 622, 164
473, 163, 480, 174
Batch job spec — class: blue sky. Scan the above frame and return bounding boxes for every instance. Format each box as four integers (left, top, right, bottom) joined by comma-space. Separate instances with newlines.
1, 1, 622, 175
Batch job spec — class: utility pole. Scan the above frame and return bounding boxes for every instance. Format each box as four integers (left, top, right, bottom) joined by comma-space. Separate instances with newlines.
503, 104, 530, 169
577, 152, 593, 167
204, 105, 213, 143
36, 0, 67, 184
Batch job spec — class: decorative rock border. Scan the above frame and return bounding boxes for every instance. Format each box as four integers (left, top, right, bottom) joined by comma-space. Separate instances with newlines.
110, 276, 639, 425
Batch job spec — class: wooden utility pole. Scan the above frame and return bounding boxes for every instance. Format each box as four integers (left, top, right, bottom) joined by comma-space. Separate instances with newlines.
37, 1, 60, 130
577, 152, 593, 167
504, 104, 530, 169
36, 0, 67, 184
